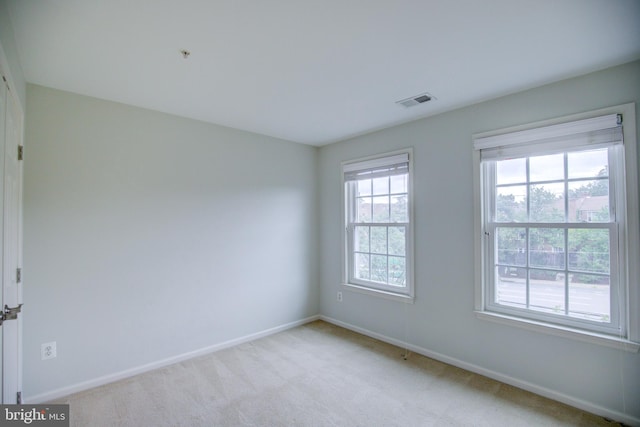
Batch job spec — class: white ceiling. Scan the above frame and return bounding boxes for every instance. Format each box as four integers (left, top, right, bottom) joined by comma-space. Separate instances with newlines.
6, 0, 640, 145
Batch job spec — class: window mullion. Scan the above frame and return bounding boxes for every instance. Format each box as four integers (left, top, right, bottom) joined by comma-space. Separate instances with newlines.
564, 153, 569, 223
486, 221, 497, 308
347, 182, 355, 283
564, 227, 569, 316
564, 153, 569, 315
526, 157, 531, 222
608, 147, 616, 222
347, 224, 354, 282
387, 176, 391, 220
485, 161, 496, 309
525, 227, 530, 309
525, 158, 531, 309
368, 224, 372, 281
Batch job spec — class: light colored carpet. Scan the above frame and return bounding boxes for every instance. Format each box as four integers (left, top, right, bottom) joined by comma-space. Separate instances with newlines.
51, 320, 621, 426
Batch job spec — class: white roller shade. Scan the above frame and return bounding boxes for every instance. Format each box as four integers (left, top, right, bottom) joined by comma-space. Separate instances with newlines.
474, 114, 623, 161
343, 153, 409, 181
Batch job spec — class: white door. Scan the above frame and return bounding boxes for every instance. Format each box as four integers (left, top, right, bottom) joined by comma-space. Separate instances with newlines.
0, 77, 23, 404
0, 72, 5, 404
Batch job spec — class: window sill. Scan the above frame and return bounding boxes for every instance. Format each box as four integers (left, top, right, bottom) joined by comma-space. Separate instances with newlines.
475, 311, 639, 353
341, 283, 414, 304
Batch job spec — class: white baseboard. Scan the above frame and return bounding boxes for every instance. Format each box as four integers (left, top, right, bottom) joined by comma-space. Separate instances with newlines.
26, 315, 321, 404
319, 315, 640, 427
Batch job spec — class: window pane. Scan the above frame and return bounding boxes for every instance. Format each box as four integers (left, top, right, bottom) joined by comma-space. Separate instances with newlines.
495, 268, 526, 308
357, 197, 372, 222
569, 274, 610, 322
372, 177, 389, 195
568, 149, 608, 180
370, 227, 387, 254
568, 180, 609, 222
389, 256, 406, 286
530, 183, 565, 222
496, 227, 526, 266
357, 179, 372, 196
371, 255, 387, 283
530, 269, 565, 314
496, 186, 526, 222
388, 226, 405, 256
529, 228, 565, 269
568, 229, 610, 274
390, 195, 408, 222
372, 196, 390, 222
390, 174, 407, 194
530, 153, 564, 182
497, 158, 526, 185
355, 253, 370, 281
355, 226, 369, 252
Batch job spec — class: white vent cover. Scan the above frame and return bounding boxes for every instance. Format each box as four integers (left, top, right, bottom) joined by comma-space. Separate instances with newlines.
396, 92, 437, 108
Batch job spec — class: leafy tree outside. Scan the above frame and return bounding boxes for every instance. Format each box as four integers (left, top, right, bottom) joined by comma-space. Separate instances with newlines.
496, 176, 610, 284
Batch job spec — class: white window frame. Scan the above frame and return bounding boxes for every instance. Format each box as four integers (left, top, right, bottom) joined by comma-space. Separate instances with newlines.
473, 104, 640, 352
342, 149, 414, 303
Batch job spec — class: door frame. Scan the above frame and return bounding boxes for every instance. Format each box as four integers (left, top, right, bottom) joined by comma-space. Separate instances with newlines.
0, 41, 24, 404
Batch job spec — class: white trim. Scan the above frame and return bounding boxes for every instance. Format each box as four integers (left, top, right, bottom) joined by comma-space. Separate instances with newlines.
25, 315, 320, 404
619, 104, 639, 343
0, 41, 24, 405
473, 149, 485, 312
341, 282, 414, 303
319, 315, 640, 426
475, 311, 638, 352
0, 41, 24, 118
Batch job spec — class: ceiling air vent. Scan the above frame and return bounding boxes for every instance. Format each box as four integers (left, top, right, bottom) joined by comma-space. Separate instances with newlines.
396, 92, 436, 108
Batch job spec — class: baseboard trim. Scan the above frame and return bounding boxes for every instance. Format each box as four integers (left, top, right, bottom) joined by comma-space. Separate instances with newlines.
319, 315, 640, 427
26, 314, 321, 404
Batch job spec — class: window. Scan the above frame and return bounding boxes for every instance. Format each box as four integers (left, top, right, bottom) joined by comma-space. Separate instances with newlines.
342, 150, 413, 300
474, 106, 640, 348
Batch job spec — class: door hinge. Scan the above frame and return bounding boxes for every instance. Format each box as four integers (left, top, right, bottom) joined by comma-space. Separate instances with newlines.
18, 145, 24, 161
16, 268, 21, 283
16, 391, 22, 404
0, 304, 23, 326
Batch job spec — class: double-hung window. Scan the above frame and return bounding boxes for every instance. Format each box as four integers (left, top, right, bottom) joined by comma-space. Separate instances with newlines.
474, 105, 639, 347
343, 150, 414, 301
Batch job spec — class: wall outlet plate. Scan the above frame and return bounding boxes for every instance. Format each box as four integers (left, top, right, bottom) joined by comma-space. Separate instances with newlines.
41, 342, 56, 360
337, 291, 343, 302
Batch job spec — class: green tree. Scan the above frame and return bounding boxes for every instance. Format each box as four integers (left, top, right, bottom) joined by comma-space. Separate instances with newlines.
569, 167, 608, 198
530, 186, 563, 222
495, 177, 610, 283
568, 228, 610, 284
497, 227, 526, 267
496, 193, 528, 222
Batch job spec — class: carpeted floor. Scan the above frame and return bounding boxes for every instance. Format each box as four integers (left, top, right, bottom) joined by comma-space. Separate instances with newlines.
50, 320, 621, 426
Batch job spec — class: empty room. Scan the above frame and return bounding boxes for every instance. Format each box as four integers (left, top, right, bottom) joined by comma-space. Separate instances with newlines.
0, 0, 639, 425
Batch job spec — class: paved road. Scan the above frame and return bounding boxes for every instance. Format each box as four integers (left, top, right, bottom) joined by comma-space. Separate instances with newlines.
496, 277, 609, 321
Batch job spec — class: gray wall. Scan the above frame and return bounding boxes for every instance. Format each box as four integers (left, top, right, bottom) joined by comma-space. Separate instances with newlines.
318, 60, 640, 420
23, 85, 319, 398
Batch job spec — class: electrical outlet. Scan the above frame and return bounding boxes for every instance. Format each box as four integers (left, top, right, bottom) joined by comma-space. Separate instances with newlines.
337, 291, 343, 302
41, 342, 56, 360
